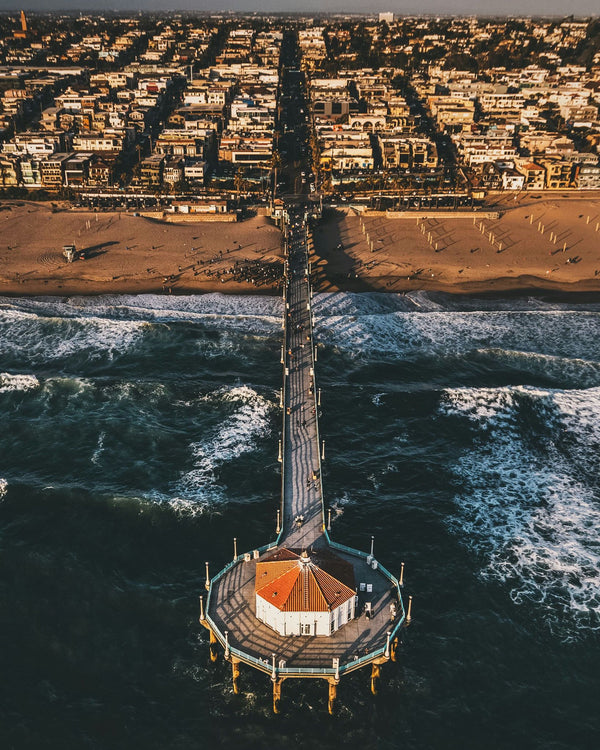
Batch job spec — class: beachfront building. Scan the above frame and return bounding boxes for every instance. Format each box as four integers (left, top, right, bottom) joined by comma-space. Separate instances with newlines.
18, 155, 42, 188
40, 153, 71, 189
516, 161, 546, 190
88, 155, 114, 187
139, 155, 164, 189
540, 159, 575, 189
576, 164, 600, 190
379, 136, 438, 171
163, 156, 185, 186
255, 548, 357, 637
169, 197, 229, 215
0, 154, 21, 188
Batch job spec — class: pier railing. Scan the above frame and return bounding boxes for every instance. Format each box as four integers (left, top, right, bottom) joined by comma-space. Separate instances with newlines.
204, 537, 405, 678
302, 221, 327, 534
276, 251, 288, 546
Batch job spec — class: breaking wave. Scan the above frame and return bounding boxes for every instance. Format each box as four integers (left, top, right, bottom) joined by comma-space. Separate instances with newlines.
316, 308, 600, 364
441, 385, 600, 639
0, 372, 40, 393
0, 293, 283, 337
0, 306, 146, 363
168, 385, 273, 517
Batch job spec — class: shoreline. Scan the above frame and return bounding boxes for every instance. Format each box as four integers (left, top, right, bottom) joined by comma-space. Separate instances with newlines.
3, 278, 600, 306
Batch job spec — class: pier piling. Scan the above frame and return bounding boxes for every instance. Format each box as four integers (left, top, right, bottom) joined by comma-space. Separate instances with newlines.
209, 628, 218, 663
370, 663, 381, 695
272, 678, 282, 714
231, 658, 240, 694
328, 678, 338, 715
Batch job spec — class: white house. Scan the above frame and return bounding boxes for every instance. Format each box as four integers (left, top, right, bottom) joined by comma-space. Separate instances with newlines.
255, 547, 356, 637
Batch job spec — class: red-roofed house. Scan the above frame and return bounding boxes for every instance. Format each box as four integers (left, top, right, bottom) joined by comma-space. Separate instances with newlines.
255, 548, 356, 636
517, 161, 546, 190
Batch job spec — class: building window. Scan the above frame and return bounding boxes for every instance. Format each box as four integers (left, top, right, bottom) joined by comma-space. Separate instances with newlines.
302, 623, 311, 635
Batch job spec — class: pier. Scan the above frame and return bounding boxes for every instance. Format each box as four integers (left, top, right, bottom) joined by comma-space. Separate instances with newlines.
201, 204, 409, 712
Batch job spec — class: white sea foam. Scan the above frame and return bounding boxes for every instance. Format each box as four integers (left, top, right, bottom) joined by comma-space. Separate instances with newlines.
168, 385, 273, 517
0, 294, 283, 338
0, 372, 40, 393
67, 292, 283, 320
313, 300, 600, 366
313, 291, 600, 316
91, 431, 106, 466
442, 385, 600, 638
0, 307, 145, 361
0, 478, 7, 500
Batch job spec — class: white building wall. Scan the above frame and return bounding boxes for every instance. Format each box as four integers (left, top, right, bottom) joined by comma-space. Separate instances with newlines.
256, 595, 355, 636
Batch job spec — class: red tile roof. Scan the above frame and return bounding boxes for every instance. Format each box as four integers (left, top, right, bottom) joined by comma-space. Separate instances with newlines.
255, 547, 356, 612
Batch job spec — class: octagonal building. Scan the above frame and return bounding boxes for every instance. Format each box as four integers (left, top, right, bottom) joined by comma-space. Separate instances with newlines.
255, 547, 357, 637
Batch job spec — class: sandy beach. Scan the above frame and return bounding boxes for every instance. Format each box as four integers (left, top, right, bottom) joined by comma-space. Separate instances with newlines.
1, 196, 600, 297
311, 195, 600, 295
0, 201, 283, 296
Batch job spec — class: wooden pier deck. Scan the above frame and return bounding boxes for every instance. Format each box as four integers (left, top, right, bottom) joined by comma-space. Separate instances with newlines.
205, 204, 405, 677
280, 207, 324, 550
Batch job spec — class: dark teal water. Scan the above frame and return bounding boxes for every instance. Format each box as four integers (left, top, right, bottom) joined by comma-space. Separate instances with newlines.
1, 292, 599, 750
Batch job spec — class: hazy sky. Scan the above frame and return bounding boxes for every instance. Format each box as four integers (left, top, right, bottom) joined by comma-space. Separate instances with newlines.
0, 1, 598, 15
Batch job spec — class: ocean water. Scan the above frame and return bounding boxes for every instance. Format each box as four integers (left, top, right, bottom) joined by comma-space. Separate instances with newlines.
1, 291, 599, 750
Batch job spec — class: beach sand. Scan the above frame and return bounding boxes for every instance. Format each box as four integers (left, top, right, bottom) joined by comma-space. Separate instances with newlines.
0, 201, 283, 296
312, 195, 600, 295
1, 195, 600, 297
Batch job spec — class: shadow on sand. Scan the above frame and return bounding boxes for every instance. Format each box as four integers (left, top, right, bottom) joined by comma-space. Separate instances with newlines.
311, 208, 381, 293
82, 241, 119, 259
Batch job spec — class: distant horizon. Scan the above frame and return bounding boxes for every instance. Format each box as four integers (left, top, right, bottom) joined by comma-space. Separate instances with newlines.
0, 2, 598, 19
